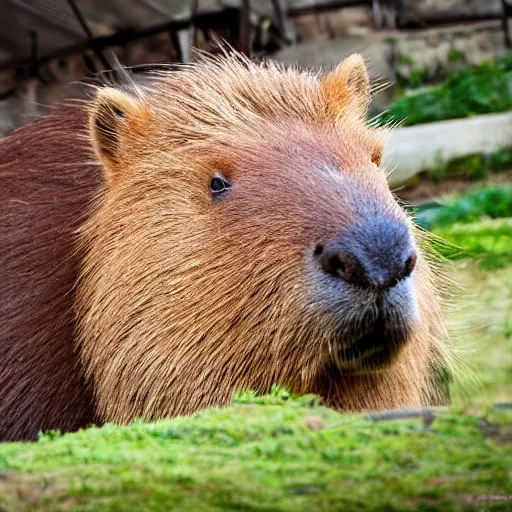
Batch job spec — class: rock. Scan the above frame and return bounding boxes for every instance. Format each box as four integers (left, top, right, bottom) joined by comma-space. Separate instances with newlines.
293, 6, 373, 41
384, 113, 512, 186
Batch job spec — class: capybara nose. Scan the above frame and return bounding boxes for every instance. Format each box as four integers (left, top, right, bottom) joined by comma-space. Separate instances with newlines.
315, 218, 417, 290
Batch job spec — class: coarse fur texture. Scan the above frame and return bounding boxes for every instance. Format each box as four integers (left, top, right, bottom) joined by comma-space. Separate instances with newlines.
0, 51, 451, 441
0, 106, 100, 441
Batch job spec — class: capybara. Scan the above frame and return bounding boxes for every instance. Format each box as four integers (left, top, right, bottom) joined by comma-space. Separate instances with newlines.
0, 52, 450, 441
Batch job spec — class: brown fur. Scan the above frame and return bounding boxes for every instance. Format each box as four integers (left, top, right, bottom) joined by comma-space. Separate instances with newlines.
0, 52, 449, 441
0, 106, 100, 440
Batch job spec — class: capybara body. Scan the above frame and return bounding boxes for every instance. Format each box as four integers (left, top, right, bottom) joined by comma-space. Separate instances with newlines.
0, 53, 449, 441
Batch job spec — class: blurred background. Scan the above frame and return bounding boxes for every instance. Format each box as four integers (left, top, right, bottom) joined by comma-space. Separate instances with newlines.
0, 2, 511, 509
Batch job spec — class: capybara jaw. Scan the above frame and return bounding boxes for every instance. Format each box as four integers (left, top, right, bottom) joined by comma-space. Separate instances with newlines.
332, 303, 417, 374
306, 251, 420, 372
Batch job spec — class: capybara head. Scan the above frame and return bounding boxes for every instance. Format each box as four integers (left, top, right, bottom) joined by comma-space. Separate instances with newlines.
77, 52, 449, 423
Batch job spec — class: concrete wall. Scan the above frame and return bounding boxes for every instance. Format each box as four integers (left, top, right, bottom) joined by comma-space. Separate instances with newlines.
385, 112, 512, 186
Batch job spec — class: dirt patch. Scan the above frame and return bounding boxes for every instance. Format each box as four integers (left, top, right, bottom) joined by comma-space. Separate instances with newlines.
479, 419, 512, 444
453, 492, 512, 506
0, 471, 78, 511
395, 171, 512, 205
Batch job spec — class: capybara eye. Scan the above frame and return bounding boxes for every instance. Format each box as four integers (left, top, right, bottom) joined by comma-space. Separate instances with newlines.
111, 106, 126, 121
210, 174, 232, 199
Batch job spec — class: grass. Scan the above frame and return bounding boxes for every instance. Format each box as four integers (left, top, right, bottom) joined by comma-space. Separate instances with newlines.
412, 184, 512, 268
0, 186, 511, 511
379, 55, 512, 127
432, 219, 512, 269
448, 263, 512, 406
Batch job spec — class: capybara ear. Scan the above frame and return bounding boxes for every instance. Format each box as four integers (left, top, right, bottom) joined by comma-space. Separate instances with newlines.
321, 54, 371, 119
89, 87, 147, 185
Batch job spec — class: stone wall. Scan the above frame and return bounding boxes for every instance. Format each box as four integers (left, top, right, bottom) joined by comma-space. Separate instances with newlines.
272, 19, 507, 114
393, 22, 506, 86
396, 0, 503, 26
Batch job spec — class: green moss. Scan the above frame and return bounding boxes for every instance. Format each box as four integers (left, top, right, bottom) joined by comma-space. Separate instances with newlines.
380, 55, 512, 126
0, 401, 511, 511
234, 385, 321, 407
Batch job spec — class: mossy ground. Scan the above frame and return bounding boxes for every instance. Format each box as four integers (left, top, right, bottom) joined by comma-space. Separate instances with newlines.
1, 187, 511, 512
0, 401, 510, 511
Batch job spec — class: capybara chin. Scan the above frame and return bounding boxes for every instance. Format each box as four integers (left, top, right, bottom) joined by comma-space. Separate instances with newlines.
0, 52, 450, 441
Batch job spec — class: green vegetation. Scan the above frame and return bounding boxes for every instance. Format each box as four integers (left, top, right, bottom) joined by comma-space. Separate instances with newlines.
447, 49, 466, 65
413, 184, 512, 268
397, 54, 415, 66
1, 186, 511, 511
432, 219, 512, 269
407, 68, 429, 89
448, 263, 512, 403
489, 148, 512, 172
0, 397, 511, 511
380, 55, 512, 126
427, 153, 486, 182
415, 185, 512, 229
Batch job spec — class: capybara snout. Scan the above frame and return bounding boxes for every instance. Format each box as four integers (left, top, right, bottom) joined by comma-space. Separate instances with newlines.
310, 213, 419, 370
314, 217, 417, 290
220, 121, 420, 373
291, 168, 421, 373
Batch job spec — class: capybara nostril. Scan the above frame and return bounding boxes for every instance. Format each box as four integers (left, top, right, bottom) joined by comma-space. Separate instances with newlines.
404, 253, 417, 278
313, 244, 324, 257
385, 250, 418, 288
317, 246, 364, 285
316, 218, 417, 290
